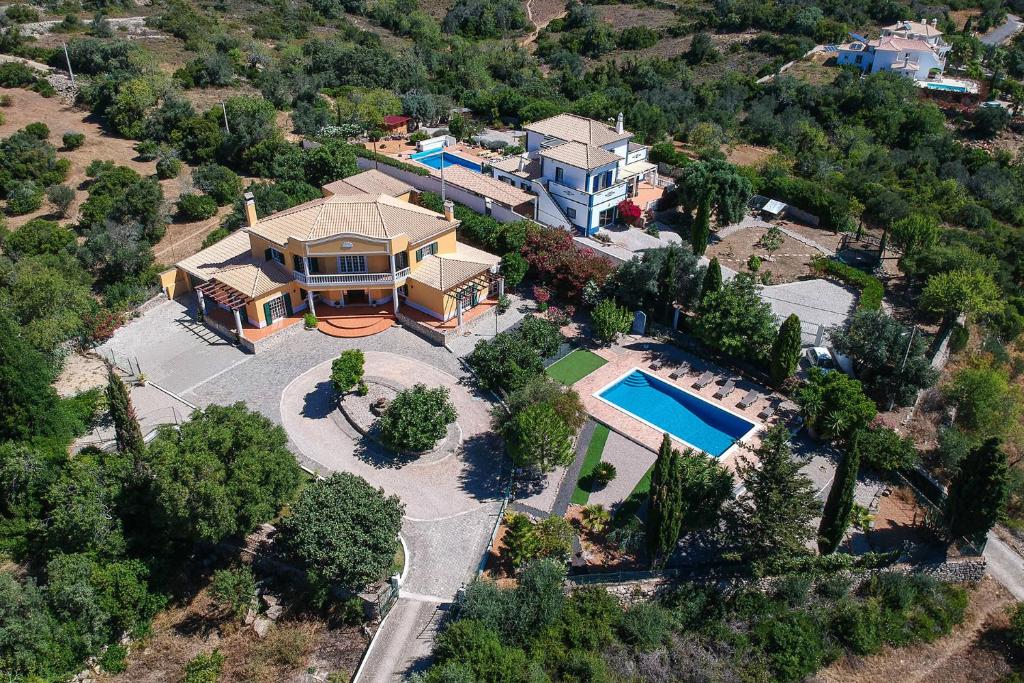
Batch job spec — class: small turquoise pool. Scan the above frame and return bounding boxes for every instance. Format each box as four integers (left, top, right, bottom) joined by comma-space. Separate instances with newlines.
410, 149, 482, 172
924, 82, 968, 92
597, 369, 755, 457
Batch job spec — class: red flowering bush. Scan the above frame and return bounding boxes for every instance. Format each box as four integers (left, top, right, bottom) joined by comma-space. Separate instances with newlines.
618, 199, 642, 226
522, 227, 614, 302
532, 285, 551, 305
82, 309, 125, 344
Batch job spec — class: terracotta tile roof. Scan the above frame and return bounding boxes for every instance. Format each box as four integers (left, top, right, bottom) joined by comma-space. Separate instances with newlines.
247, 193, 456, 245
490, 155, 542, 178
321, 169, 413, 198
428, 165, 535, 207
175, 229, 252, 279
524, 113, 631, 146
540, 141, 622, 170
408, 242, 500, 291
883, 20, 942, 37
210, 260, 292, 299
871, 36, 934, 52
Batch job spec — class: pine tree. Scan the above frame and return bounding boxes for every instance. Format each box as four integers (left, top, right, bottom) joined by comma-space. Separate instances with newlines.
944, 438, 1009, 541
726, 424, 819, 559
691, 197, 711, 256
106, 367, 144, 456
647, 433, 682, 566
770, 313, 802, 386
817, 432, 861, 554
701, 257, 722, 300
0, 313, 68, 443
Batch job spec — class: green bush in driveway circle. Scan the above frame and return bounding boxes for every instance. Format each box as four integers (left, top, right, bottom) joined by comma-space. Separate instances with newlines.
378, 383, 457, 452
331, 349, 364, 395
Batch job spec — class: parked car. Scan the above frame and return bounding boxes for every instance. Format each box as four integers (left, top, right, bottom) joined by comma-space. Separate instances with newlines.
804, 347, 854, 376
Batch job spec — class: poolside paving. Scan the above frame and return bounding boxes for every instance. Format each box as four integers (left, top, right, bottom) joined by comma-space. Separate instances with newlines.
571, 339, 799, 470
587, 430, 656, 508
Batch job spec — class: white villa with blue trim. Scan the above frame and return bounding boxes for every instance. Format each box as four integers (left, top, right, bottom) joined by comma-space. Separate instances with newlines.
489, 113, 659, 235
836, 19, 951, 82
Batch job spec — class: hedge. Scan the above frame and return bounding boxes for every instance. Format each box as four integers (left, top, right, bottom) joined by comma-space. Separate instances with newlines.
351, 146, 431, 176
811, 256, 883, 311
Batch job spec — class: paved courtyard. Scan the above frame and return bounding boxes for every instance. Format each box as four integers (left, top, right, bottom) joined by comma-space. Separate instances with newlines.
759, 279, 858, 346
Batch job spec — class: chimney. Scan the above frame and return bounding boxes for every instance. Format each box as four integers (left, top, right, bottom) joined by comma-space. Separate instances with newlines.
443, 200, 455, 222
243, 191, 257, 227
930, 17, 937, 27
517, 155, 526, 172
615, 112, 624, 134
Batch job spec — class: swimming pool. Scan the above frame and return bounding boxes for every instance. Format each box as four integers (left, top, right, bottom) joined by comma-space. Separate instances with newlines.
923, 82, 968, 92
596, 369, 757, 457
409, 149, 483, 172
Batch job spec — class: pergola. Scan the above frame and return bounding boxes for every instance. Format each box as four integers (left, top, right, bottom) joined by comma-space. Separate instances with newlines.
194, 279, 249, 338
449, 270, 503, 327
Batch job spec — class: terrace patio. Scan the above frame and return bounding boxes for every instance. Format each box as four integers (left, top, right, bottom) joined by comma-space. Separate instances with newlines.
570, 339, 799, 470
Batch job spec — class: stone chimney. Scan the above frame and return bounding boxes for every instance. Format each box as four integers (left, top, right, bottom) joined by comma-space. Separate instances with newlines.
244, 191, 257, 227
443, 200, 455, 222
517, 155, 526, 172
930, 17, 937, 26
615, 112, 624, 134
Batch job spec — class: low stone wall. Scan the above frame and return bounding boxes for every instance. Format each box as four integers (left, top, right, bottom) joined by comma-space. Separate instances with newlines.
396, 310, 448, 347
573, 557, 988, 607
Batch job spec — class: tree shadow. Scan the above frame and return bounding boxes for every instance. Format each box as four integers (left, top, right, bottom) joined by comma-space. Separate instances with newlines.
457, 431, 507, 502
301, 380, 335, 420
351, 435, 423, 470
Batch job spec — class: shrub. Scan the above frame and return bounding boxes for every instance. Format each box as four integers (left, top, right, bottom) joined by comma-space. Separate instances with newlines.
46, 184, 75, 218
5, 4, 39, 22
155, 155, 182, 180
23, 122, 49, 140
202, 227, 229, 248
378, 384, 457, 452
754, 610, 828, 682
949, 323, 969, 353
331, 349, 365, 394
856, 426, 919, 472
304, 312, 317, 329
591, 461, 617, 488
61, 131, 85, 150
192, 164, 242, 205
176, 193, 218, 221
184, 650, 225, 683
1010, 602, 1024, 650
618, 602, 671, 651
591, 299, 632, 345
210, 565, 257, 619
99, 644, 128, 674
5, 180, 43, 215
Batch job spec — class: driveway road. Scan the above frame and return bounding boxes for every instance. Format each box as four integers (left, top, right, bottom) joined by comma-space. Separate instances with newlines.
981, 14, 1023, 46
985, 534, 1024, 600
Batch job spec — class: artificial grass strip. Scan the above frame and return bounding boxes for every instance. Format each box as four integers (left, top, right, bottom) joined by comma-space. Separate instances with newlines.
546, 349, 608, 386
571, 424, 610, 505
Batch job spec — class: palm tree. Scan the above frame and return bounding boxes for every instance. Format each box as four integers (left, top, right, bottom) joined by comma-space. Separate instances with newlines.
580, 503, 610, 534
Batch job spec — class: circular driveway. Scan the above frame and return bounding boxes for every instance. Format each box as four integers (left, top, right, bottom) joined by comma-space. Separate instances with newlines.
280, 351, 503, 521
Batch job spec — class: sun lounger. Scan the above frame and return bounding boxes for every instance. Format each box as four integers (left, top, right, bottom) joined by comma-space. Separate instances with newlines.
692, 371, 714, 389
737, 389, 760, 410
669, 361, 690, 380
713, 380, 736, 400
758, 402, 778, 420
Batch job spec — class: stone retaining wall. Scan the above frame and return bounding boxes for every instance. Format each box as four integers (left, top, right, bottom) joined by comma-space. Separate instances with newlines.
396, 310, 448, 346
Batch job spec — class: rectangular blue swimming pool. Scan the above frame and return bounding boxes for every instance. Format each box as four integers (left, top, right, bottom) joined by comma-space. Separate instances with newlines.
924, 82, 968, 92
409, 149, 483, 172
597, 369, 756, 457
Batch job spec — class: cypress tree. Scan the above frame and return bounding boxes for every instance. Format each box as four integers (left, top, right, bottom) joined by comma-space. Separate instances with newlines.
647, 434, 682, 567
701, 257, 722, 300
944, 438, 1009, 541
817, 432, 861, 554
691, 197, 711, 256
769, 314, 802, 386
106, 367, 144, 456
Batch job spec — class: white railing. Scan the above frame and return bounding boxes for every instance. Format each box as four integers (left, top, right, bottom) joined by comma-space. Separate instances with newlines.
293, 267, 411, 287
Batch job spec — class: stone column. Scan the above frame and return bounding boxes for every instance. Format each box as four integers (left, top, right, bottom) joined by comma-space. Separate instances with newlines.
456, 293, 464, 327
307, 290, 317, 317
196, 289, 207, 315
232, 308, 244, 339
497, 277, 505, 298
302, 256, 311, 279
391, 285, 399, 314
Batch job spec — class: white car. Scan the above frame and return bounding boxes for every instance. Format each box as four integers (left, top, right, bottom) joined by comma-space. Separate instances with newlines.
805, 347, 854, 376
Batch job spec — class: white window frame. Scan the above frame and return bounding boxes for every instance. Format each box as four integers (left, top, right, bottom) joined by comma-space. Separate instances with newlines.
338, 255, 367, 273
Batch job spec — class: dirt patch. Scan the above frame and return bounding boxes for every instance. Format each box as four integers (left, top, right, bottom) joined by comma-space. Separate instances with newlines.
817, 577, 1020, 683
595, 4, 677, 30
722, 143, 774, 167
0, 87, 156, 229
950, 9, 982, 31
781, 51, 840, 86
866, 486, 938, 552
706, 223, 820, 283
54, 351, 108, 398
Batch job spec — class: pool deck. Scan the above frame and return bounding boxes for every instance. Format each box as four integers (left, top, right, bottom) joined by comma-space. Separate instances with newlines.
572, 338, 799, 471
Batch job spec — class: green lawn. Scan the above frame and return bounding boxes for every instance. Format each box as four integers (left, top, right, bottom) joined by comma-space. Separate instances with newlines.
571, 424, 610, 505
546, 349, 608, 386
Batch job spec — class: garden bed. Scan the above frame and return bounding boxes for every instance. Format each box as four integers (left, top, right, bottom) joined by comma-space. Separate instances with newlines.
337, 376, 461, 464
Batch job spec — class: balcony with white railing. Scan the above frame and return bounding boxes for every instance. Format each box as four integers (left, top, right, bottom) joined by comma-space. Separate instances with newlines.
292, 267, 411, 287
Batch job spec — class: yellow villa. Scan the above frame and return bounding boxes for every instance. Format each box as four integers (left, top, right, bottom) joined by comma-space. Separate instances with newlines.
160, 170, 503, 348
